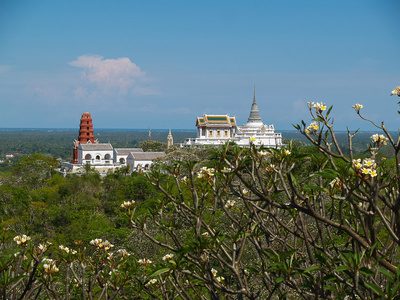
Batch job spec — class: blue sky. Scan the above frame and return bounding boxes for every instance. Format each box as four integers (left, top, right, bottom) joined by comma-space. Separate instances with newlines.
0, 0, 399, 131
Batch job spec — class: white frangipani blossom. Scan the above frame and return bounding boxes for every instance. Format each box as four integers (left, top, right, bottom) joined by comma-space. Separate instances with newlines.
313, 102, 327, 112
352, 103, 363, 112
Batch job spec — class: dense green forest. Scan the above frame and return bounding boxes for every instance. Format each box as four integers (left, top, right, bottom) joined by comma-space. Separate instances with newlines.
1, 99, 400, 299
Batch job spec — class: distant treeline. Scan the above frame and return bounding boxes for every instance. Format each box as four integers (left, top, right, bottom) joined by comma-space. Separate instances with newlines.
0, 129, 197, 161
0, 129, 395, 163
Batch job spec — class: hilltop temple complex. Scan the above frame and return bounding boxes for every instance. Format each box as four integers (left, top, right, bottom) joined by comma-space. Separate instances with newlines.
183, 89, 282, 147
61, 112, 165, 175
60, 89, 282, 174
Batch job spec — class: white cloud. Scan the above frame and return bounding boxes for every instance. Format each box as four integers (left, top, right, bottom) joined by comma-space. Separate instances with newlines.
69, 55, 155, 95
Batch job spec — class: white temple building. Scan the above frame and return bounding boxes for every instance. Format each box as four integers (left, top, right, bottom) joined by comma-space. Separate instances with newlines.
61, 144, 165, 175
183, 89, 283, 147
60, 112, 166, 175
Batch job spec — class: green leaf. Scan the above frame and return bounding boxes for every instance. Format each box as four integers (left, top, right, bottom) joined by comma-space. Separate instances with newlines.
397, 264, 400, 281
324, 285, 338, 292
377, 267, 395, 281
168, 260, 176, 266
359, 267, 374, 276
390, 282, 400, 298
149, 268, 170, 277
322, 274, 337, 282
333, 265, 350, 272
275, 277, 284, 284
314, 169, 340, 179
292, 124, 300, 130
289, 173, 299, 188
364, 282, 385, 297
303, 185, 327, 192
326, 105, 333, 118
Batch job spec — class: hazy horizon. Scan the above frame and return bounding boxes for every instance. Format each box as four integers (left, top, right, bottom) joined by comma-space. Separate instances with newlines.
1, 1, 399, 131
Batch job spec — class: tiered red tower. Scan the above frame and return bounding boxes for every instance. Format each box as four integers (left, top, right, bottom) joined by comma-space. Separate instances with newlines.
72, 112, 97, 164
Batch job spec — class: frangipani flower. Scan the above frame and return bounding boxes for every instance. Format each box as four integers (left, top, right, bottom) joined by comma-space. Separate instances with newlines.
145, 278, 158, 287
90, 239, 114, 252
329, 178, 342, 190
370, 134, 388, 147
352, 103, 363, 112
59, 245, 77, 255
352, 159, 362, 170
138, 258, 152, 266
225, 200, 236, 209
13, 235, 31, 246
259, 150, 268, 156
117, 249, 130, 258
162, 254, 174, 261
361, 168, 371, 175
305, 122, 319, 134
197, 167, 215, 180
37, 241, 51, 253
313, 102, 327, 112
353, 158, 378, 179
42, 258, 59, 275
363, 158, 376, 168
390, 86, 400, 97
121, 200, 135, 209
307, 102, 315, 108
202, 232, 210, 238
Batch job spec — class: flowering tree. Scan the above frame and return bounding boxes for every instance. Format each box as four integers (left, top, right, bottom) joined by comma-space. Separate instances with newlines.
2, 85, 400, 299
123, 86, 400, 299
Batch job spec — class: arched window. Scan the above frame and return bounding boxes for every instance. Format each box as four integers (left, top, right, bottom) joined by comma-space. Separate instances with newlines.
104, 154, 111, 159
85, 154, 92, 160
96, 155, 101, 161
120, 158, 125, 164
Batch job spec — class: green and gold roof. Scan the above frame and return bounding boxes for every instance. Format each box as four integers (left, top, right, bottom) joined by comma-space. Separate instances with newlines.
196, 115, 237, 127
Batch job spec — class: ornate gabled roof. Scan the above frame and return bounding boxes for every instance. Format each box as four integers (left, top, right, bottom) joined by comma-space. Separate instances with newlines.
206, 115, 228, 122
196, 115, 236, 127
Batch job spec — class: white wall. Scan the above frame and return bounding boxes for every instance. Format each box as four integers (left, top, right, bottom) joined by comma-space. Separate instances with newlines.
78, 149, 114, 165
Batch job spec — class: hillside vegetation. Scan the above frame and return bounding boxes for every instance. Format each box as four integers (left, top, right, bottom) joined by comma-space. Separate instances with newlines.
1, 87, 400, 299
